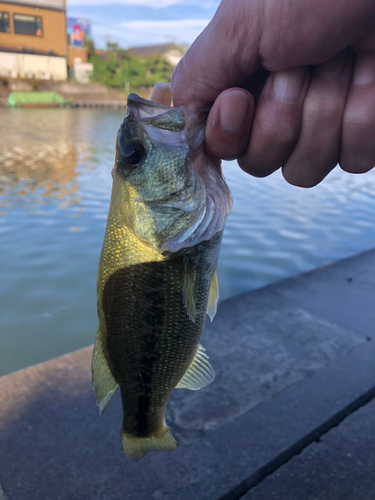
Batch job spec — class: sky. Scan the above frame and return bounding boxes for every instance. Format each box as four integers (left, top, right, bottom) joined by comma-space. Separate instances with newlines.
66, 0, 221, 49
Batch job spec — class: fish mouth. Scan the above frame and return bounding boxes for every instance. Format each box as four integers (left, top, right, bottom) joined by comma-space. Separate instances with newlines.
127, 93, 186, 131
126, 93, 205, 155
127, 93, 171, 115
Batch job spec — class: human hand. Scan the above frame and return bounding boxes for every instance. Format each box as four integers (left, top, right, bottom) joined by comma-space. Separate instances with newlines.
171, 0, 375, 187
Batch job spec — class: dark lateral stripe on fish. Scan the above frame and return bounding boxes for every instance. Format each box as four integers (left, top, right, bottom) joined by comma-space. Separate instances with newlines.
102, 261, 184, 436
136, 277, 165, 435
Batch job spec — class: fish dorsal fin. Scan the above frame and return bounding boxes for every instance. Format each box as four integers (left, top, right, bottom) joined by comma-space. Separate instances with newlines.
176, 345, 215, 390
92, 337, 118, 415
182, 260, 197, 322
207, 268, 219, 321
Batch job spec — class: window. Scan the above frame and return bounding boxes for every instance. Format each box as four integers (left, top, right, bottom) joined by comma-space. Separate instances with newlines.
13, 14, 42, 36
0, 12, 10, 33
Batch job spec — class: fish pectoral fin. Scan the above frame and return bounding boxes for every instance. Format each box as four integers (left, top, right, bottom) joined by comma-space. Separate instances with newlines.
207, 268, 219, 321
176, 344, 215, 390
92, 336, 118, 415
182, 260, 197, 322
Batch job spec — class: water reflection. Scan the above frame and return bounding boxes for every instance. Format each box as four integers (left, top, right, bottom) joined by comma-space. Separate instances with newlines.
0, 144, 79, 206
0, 108, 122, 377
0, 109, 98, 208
0, 107, 374, 377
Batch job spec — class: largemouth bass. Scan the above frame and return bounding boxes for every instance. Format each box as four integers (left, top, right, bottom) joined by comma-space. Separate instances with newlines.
92, 85, 232, 462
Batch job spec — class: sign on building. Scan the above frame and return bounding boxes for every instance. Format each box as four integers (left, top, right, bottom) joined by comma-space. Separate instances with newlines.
67, 18, 91, 47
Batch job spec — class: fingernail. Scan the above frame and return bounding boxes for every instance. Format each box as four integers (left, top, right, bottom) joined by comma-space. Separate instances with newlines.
317, 51, 347, 79
219, 90, 250, 131
353, 52, 375, 85
273, 68, 305, 102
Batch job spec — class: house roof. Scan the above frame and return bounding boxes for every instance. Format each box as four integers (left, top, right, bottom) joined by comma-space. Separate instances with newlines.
127, 44, 177, 57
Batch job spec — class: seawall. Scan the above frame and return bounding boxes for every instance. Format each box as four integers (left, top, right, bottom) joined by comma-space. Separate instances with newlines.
0, 248, 374, 499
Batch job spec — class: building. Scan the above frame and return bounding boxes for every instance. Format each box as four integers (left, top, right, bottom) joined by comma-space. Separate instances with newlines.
127, 44, 184, 67
0, 0, 91, 81
66, 16, 92, 82
0, 0, 68, 80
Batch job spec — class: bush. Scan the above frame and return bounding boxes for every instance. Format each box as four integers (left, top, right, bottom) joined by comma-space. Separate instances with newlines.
89, 42, 174, 92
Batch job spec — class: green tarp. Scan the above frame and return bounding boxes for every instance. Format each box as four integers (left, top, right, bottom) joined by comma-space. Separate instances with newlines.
7, 91, 71, 107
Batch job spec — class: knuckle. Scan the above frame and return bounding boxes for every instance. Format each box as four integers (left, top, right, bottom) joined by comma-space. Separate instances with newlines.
259, 118, 297, 148
274, 127, 298, 148
305, 95, 343, 126
343, 98, 375, 137
344, 113, 372, 137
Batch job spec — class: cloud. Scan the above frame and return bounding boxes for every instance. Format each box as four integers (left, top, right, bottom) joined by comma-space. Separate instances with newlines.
68, 0, 181, 6
123, 19, 210, 45
121, 18, 209, 31
66, 0, 219, 48
67, 0, 220, 10
92, 18, 210, 48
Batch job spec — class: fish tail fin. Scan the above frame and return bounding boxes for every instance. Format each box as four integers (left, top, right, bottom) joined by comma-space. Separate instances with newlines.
121, 425, 178, 463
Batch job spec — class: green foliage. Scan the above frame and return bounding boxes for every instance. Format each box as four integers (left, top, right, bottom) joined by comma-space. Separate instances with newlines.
84, 37, 95, 59
89, 42, 174, 92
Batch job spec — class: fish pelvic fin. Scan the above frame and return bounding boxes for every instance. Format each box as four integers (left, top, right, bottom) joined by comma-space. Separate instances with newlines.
182, 259, 197, 322
92, 336, 118, 415
176, 344, 215, 390
207, 268, 219, 321
121, 425, 178, 463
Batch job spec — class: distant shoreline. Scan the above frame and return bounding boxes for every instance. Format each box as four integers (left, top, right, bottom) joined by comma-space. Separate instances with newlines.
0, 79, 153, 108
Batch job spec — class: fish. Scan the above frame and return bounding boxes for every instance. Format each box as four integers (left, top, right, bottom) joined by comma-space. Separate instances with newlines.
92, 83, 232, 462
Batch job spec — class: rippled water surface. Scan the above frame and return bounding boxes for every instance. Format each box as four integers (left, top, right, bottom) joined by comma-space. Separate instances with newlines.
1, 108, 374, 376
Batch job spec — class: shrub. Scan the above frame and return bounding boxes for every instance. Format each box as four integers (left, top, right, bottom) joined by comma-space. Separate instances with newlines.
89, 42, 174, 92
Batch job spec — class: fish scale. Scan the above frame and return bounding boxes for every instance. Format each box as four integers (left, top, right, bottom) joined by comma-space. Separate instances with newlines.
92, 90, 231, 462
102, 238, 218, 433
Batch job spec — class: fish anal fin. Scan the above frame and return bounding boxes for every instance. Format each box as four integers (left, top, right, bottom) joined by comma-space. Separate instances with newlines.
176, 344, 215, 390
207, 268, 219, 321
182, 260, 197, 322
121, 425, 178, 463
92, 337, 118, 415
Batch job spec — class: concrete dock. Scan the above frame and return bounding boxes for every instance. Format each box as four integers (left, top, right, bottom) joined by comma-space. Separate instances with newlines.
0, 248, 374, 499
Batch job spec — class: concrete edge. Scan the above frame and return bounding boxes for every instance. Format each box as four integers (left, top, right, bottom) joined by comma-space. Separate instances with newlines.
0, 482, 9, 500
0, 344, 92, 381
221, 385, 375, 500
178, 338, 375, 500
222, 246, 375, 308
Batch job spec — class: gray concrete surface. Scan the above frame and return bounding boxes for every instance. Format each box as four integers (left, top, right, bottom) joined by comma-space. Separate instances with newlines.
243, 398, 375, 500
0, 248, 374, 499
0, 484, 9, 500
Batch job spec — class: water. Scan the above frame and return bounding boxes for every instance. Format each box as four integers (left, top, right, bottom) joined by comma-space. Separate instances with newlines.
0, 108, 374, 376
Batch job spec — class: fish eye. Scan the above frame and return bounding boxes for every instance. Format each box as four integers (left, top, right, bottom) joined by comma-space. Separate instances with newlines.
122, 141, 146, 167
